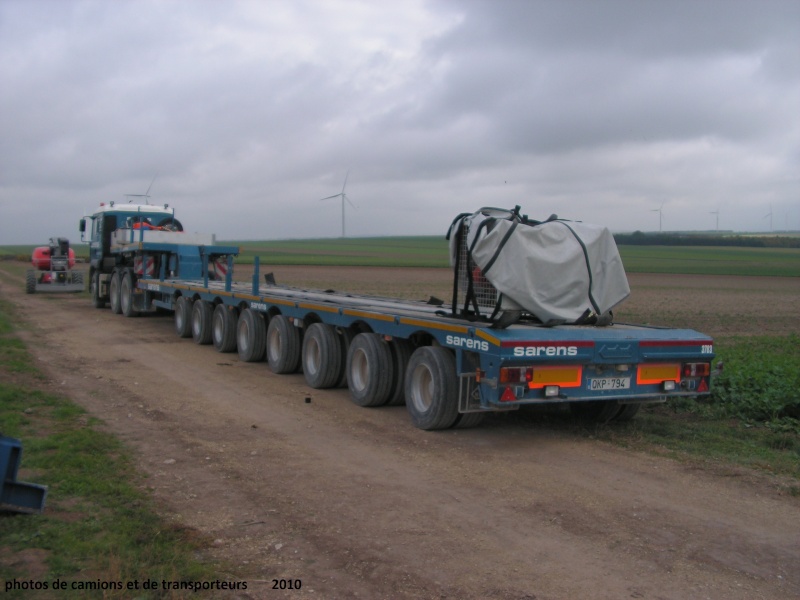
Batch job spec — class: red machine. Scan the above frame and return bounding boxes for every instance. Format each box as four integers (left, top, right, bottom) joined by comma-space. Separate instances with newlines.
25, 238, 84, 293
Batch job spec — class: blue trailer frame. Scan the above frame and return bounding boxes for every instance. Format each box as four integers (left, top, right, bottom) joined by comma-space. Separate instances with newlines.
127, 248, 714, 429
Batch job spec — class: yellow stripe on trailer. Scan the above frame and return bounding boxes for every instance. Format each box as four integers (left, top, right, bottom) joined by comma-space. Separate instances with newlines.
398, 317, 469, 335
343, 309, 395, 322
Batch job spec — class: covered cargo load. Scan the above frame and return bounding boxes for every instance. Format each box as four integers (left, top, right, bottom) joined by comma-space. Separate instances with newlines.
448, 206, 630, 326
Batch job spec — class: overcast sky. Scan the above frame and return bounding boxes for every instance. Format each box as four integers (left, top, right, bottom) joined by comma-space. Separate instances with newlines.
1, 0, 798, 244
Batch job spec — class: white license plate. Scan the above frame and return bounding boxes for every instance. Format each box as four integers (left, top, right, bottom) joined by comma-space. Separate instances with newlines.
589, 377, 631, 390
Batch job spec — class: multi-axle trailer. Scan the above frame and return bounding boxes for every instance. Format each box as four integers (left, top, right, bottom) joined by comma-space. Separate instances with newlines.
80, 202, 715, 430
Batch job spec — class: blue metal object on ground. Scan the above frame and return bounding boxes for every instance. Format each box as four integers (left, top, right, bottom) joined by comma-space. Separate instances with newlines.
0, 435, 47, 514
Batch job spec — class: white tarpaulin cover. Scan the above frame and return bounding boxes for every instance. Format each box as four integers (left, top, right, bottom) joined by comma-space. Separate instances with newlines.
449, 208, 630, 324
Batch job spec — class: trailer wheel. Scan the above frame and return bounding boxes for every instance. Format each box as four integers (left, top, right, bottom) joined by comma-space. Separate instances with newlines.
347, 333, 393, 407
25, 270, 35, 294
191, 300, 213, 344
237, 308, 266, 362
120, 270, 140, 318
266, 315, 301, 374
212, 304, 237, 352
404, 346, 460, 430
386, 338, 414, 406
611, 403, 641, 422
90, 270, 105, 308
335, 328, 356, 388
301, 323, 342, 388
569, 400, 620, 423
174, 296, 193, 338
109, 270, 122, 314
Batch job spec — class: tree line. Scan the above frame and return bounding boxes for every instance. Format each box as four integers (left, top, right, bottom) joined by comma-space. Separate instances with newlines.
614, 232, 800, 248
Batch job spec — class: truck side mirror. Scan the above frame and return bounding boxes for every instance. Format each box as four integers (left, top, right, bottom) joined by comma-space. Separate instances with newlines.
79, 219, 86, 233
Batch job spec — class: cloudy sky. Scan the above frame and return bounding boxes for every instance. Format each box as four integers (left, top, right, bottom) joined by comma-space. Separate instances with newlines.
1, 0, 798, 244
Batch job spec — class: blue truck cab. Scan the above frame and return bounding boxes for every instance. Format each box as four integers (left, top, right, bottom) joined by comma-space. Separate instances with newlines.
79, 201, 239, 314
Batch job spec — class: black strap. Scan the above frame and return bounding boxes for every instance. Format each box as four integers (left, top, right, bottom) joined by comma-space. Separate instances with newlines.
482, 220, 518, 276
555, 221, 601, 315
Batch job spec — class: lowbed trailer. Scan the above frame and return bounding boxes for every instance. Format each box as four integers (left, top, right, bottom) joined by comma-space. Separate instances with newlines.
81, 203, 715, 430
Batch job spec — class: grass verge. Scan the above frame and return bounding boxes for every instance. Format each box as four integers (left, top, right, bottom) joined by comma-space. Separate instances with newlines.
0, 297, 218, 599
592, 335, 800, 489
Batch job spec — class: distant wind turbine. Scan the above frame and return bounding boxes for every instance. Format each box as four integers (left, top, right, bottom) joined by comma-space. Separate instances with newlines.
320, 171, 356, 238
763, 205, 773, 232
651, 203, 664, 232
125, 173, 158, 204
710, 209, 720, 231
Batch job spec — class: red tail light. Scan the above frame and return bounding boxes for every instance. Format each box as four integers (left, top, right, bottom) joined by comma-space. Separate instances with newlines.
499, 367, 533, 384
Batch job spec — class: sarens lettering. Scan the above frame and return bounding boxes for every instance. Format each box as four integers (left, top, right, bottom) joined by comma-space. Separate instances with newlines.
513, 346, 578, 357
445, 335, 489, 352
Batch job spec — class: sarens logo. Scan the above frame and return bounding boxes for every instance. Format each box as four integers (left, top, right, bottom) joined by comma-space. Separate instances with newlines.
513, 346, 579, 357
445, 335, 489, 352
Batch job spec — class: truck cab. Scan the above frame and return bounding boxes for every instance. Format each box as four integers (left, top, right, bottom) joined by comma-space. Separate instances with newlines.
78, 200, 236, 314
79, 201, 180, 273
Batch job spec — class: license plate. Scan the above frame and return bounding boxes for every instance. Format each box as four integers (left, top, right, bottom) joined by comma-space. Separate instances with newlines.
589, 377, 631, 390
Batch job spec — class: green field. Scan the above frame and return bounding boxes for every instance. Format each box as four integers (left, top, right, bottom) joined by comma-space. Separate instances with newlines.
618, 245, 800, 277
3, 238, 799, 276
226, 236, 448, 267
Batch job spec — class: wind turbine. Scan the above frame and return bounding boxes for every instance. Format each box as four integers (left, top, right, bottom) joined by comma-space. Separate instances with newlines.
320, 171, 355, 238
710, 209, 719, 231
125, 173, 158, 204
763, 204, 773, 232
651, 203, 664, 232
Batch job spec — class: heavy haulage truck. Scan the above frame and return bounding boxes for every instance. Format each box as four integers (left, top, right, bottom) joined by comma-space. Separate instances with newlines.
79, 202, 715, 430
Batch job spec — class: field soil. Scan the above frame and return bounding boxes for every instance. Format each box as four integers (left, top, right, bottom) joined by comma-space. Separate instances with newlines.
1, 263, 799, 599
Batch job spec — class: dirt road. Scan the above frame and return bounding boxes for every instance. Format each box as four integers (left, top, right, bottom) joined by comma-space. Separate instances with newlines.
1, 265, 798, 599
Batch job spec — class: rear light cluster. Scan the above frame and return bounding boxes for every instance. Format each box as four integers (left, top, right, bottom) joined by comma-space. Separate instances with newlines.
683, 363, 711, 377
499, 365, 583, 388
497, 365, 583, 401
499, 366, 533, 384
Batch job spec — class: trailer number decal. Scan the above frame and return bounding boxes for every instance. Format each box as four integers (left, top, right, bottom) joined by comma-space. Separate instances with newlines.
446, 335, 489, 352
250, 302, 268, 311
513, 346, 579, 357
146, 283, 160, 292
702, 345, 713, 354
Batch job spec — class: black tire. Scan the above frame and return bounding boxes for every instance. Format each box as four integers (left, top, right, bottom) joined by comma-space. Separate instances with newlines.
109, 270, 122, 314
569, 401, 621, 423
335, 328, 356, 388
212, 304, 237, 352
174, 296, 193, 338
191, 300, 213, 344
90, 269, 105, 308
612, 403, 641, 422
386, 338, 414, 406
120, 269, 140, 317
347, 333, 393, 407
73, 271, 84, 287
302, 323, 343, 389
25, 270, 35, 294
404, 346, 460, 430
158, 217, 184, 232
452, 411, 485, 429
266, 315, 301, 373
237, 308, 266, 362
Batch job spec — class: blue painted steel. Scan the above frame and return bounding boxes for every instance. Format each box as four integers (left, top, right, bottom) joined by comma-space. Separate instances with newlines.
1, 436, 47, 514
